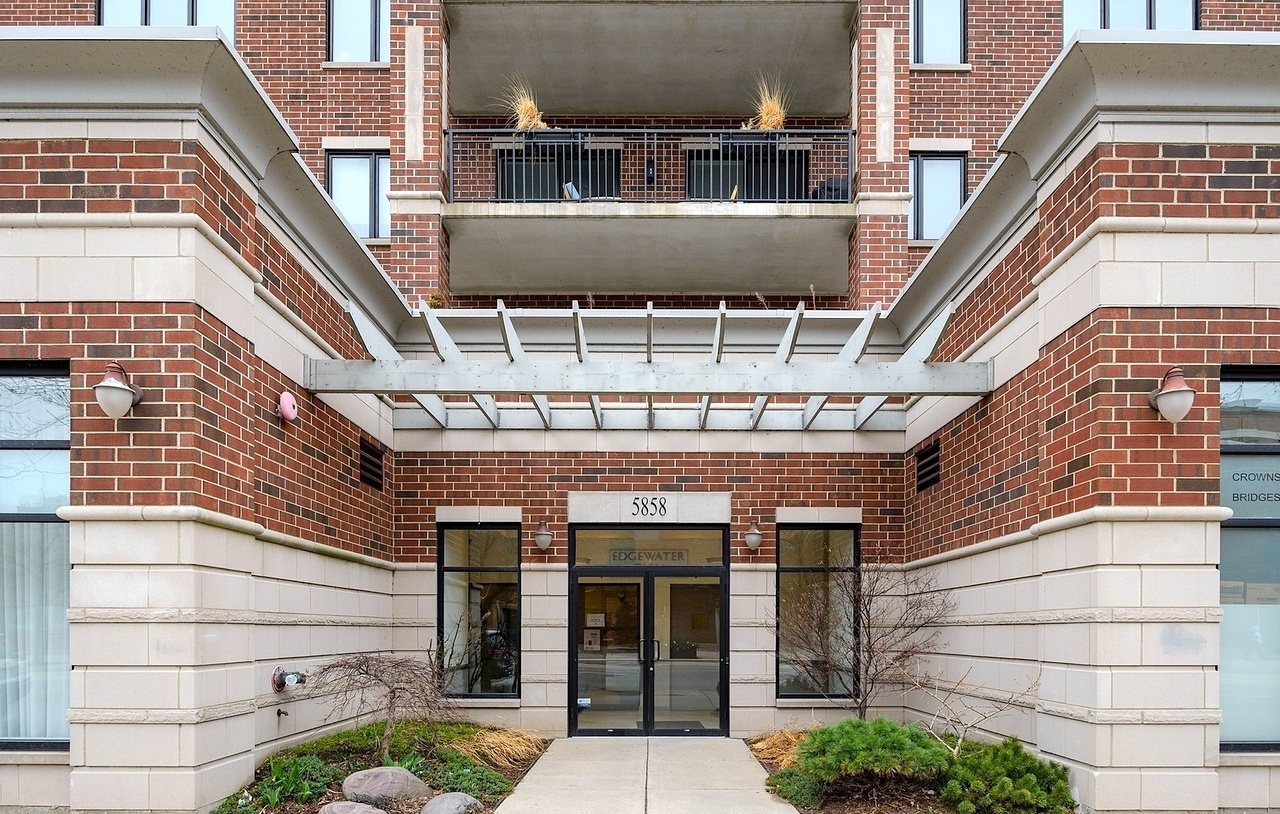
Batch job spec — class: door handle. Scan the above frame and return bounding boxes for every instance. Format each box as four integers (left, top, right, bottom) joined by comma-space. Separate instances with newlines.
652, 639, 661, 663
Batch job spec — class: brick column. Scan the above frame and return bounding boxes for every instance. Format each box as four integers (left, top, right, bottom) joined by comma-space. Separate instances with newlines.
850, 0, 913, 308
389, 0, 450, 305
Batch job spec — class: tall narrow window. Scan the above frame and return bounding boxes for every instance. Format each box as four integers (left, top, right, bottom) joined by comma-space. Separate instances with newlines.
913, 0, 964, 64
99, 0, 236, 41
909, 153, 965, 241
0, 364, 71, 749
776, 526, 859, 698
329, 0, 391, 63
327, 152, 391, 239
1220, 373, 1280, 748
1062, 0, 1195, 43
438, 525, 521, 696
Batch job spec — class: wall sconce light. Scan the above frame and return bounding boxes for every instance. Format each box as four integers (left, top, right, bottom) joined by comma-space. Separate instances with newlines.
276, 391, 299, 423
1148, 367, 1196, 425
92, 361, 144, 419
270, 667, 307, 693
534, 521, 553, 551
744, 520, 763, 551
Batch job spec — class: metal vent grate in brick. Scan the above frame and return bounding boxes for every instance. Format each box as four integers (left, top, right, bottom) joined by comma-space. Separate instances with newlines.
916, 441, 941, 492
358, 439, 384, 490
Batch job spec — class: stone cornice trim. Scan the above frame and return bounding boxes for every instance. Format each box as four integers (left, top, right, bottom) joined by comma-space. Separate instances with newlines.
57, 505, 397, 571
1035, 699, 1221, 725
906, 506, 1233, 571
1031, 215, 1280, 286
67, 701, 256, 725
68, 609, 394, 625
0, 212, 347, 363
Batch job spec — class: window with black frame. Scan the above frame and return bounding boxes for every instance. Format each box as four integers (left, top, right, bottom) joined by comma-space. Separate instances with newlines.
1220, 371, 1280, 749
438, 525, 521, 696
913, 0, 965, 64
329, 0, 390, 63
909, 153, 965, 241
685, 136, 808, 202
1062, 0, 1195, 43
327, 151, 390, 239
99, 0, 236, 40
776, 526, 859, 698
0, 363, 71, 750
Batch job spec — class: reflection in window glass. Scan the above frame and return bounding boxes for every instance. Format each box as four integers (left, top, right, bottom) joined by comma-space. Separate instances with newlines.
1222, 381, 1280, 445
0, 523, 71, 743
910, 154, 965, 241
0, 368, 70, 747
328, 152, 390, 239
1062, 0, 1195, 42
575, 528, 724, 567
777, 526, 860, 698
914, 0, 963, 64
1221, 376, 1280, 746
1154, 0, 1195, 29
0, 451, 71, 515
439, 526, 520, 696
0, 376, 70, 442
331, 0, 376, 62
150, 0, 189, 26
196, 0, 236, 36
100, 0, 143, 25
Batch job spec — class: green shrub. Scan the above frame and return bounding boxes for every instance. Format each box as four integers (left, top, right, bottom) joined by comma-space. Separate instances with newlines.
796, 718, 952, 784
940, 737, 1075, 814
257, 755, 337, 806
423, 747, 513, 802
766, 767, 827, 809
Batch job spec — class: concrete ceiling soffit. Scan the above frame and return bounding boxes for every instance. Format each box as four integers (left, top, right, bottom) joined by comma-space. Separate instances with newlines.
443, 1, 856, 117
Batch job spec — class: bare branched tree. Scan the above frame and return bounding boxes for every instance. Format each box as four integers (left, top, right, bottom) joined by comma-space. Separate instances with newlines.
907, 666, 1040, 756
310, 653, 457, 760
774, 564, 955, 719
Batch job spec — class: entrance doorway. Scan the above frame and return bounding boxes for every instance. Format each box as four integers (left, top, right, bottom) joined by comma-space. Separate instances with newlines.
569, 527, 728, 736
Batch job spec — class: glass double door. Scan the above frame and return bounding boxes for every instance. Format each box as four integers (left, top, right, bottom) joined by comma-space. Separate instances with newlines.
571, 571, 726, 735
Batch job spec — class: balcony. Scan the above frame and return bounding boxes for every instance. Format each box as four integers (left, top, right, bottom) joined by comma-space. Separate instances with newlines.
442, 128, 859, 295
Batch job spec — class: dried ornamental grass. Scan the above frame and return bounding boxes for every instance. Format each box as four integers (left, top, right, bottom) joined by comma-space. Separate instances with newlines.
449, 727, 546, 773
501, 77, 548, 131
747, 728, 809, 771
743, 74, 790, 131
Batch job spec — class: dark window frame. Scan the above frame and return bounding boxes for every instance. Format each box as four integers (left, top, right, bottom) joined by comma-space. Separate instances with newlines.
97, 0, 235, 33
436, 523, 523, 698
1220, 367, 1280, 751
0, 361, 71, 752
775, 524, 862, 700
1062, 0, 1199, 40
909, 152, 967, 241
327, 0, 390, 63
912, 0, 967, 65
326, 151, 391, 239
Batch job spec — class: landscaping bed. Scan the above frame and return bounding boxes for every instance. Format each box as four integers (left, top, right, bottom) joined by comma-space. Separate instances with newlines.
215, 720, 546, 814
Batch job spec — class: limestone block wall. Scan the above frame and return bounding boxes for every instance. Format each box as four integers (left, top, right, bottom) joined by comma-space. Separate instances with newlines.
902, 507, 1228, 814
60, 510, 397, 814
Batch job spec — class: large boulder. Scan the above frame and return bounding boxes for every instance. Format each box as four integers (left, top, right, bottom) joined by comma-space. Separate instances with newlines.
342, 767, 431, 807
321, 802, 387, 814
421, 793, 483, 814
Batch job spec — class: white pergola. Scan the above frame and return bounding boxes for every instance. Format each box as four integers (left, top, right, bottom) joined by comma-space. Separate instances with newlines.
309, 301, 993, 432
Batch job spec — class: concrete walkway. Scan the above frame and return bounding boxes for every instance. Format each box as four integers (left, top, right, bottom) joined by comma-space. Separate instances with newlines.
494, 737, 798, 814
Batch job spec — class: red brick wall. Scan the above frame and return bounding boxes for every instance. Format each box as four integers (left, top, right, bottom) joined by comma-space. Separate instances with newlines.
0, 302, 394, 555
1202, 1, 1280, 30
394, 452, 905, 564
0, 2, 94, 25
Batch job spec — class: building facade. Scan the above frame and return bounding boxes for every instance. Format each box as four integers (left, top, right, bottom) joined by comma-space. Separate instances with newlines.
2, 2, 1280, 814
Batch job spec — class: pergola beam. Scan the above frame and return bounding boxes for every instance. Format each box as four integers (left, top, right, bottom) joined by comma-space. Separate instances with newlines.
306, 358, 992, 396
750, 301, 804, 429
498, 299, 551, 428
394, 403, 907, 432
420, 303, 498, 427
803, 300, 880, 429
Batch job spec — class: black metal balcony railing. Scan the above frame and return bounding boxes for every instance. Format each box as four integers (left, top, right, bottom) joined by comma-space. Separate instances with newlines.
447, 128, 855, 204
